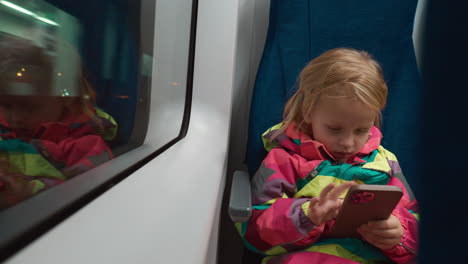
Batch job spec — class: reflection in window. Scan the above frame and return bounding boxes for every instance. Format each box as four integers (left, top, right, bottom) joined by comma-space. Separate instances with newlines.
0, 0, 195, 215
0, 0, 140, 209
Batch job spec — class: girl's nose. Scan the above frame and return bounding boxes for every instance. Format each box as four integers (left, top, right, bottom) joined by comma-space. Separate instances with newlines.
339, 135, 354, 151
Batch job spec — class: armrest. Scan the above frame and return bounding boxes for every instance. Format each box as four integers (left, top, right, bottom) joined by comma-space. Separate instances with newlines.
228, 170, 252, 222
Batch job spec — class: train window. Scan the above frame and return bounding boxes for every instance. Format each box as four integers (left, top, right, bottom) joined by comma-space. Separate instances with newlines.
0, 0, 197, 259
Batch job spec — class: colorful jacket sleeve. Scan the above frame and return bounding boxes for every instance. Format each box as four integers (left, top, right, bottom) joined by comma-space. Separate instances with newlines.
368, 147, 419, 264
240, 147, 327, 255
240, 146, 419, 261
0, 108, 118, 208
33, 135, 114, 179
0, 135, 114, 208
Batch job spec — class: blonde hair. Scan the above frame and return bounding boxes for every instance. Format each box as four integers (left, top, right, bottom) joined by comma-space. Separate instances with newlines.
275, 48, 388, 138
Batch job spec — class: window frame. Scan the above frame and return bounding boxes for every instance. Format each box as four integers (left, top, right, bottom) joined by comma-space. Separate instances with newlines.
0, 0, 198, 260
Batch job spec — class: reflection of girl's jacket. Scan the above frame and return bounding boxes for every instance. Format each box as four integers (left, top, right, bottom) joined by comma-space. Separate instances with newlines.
238, 123, 418, 264
0, 108, 117, 199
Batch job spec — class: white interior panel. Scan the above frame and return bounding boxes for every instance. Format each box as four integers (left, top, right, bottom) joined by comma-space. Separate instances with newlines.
4, 0, 240, 263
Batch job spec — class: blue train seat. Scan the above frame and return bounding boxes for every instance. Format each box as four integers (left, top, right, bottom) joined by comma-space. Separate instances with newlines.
230, 0, 422, 263
247, 0, 422, 185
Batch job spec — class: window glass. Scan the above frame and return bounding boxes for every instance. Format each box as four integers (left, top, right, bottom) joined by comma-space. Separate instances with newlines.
0, 0, 194, 212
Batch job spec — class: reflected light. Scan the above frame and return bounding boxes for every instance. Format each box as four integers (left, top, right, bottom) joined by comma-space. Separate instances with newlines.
0, 0, 60, 26
0, 0, 34, 16
35, 16, 60, 26
61, 88, 70, 96
21, 68, 26, 72
16, 72, 22, 77
57, 72, 62, 76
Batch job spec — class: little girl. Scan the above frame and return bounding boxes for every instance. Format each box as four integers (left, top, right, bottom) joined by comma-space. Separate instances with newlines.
0, 36, 117, 209
239, 48, 418, 263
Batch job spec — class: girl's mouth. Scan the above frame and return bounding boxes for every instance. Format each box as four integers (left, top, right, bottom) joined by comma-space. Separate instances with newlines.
333, 152, 352, 160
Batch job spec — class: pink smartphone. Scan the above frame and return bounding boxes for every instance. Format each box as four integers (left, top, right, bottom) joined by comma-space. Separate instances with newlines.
328, 184, 403, 238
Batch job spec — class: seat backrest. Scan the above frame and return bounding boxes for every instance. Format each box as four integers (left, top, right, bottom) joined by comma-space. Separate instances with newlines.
246, 0, 423, 189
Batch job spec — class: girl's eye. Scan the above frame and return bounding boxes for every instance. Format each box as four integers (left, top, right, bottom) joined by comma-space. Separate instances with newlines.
327, 127, 341, 131
356, 129, 369, 135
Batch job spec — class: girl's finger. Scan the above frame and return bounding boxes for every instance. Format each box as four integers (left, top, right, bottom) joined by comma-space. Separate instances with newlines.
319, 183, 336, 204
359, 228, 400, 249
329, 181, 356, 200
368, 215, 401, 229
331, 207, 340, 219
367, 228, 401, 239
337, 198, 344, 207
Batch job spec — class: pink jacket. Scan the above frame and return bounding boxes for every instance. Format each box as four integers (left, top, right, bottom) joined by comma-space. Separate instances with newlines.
238, 123, 418, 264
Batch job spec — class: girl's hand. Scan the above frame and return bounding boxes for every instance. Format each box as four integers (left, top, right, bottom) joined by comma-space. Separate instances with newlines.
308, 182, 356, 226
357, 214, 403, 250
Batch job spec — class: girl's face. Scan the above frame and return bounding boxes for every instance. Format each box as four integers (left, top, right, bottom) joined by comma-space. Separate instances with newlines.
309, 97, 376, 162
0, 95, 64, 135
